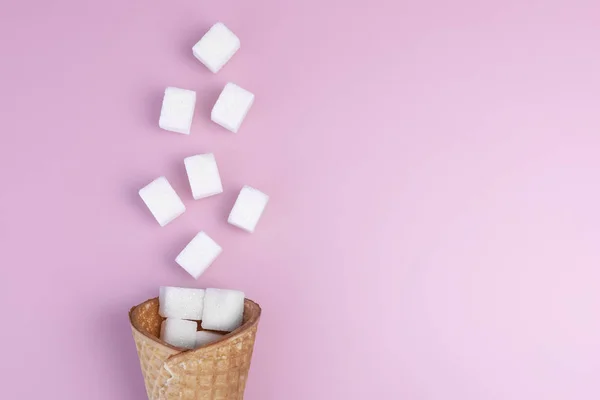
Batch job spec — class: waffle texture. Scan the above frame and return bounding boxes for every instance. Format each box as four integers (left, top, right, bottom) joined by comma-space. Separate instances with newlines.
130, 297, 261, 400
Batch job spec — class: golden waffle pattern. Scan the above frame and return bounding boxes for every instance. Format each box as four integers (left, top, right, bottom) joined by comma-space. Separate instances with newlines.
130, 297, 261, 400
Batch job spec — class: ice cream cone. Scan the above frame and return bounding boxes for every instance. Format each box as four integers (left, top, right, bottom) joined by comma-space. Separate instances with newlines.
129, 297, 261, 400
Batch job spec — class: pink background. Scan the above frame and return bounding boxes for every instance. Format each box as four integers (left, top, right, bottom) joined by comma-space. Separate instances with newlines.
1, 0, 599, 398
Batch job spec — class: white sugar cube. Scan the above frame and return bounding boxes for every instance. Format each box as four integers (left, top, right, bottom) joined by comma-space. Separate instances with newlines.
159, 286, 205, 320
193, 22, 240, 73
184, 154, 223, 200
160, 318, 197, 349
159, 87, 196, 135
201, 288, 245, 332
195, 331, 224, 348
228, 186, 269, 233
175, 232, 222, 279
139, 177, 186, 227
211, 83, 254, 133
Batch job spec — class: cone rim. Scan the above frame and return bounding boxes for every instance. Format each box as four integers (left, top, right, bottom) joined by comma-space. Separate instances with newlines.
129, 296, 262, 356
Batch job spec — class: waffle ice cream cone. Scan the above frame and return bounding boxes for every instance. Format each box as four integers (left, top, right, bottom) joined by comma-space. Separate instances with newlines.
130, 297, 261, 400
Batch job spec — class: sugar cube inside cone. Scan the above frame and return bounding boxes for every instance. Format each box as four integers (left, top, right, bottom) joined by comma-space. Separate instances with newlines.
184, 154, 223, 200
159, 286, 205, 320
211, 83, 254, 133
160, 318, 197, 349
228, 186, 269, 232
195, 331, 225, 348
139, 176, 186, 226
201, 288, 245, 332
175, 232, 222, 279
192, 22, 240, 73
159, 87, 196, 135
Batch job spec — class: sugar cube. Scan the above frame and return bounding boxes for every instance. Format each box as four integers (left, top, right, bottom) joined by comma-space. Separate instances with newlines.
139, 177, 185, 227
184, 154, 223, 200
159, 87, 196, 135
228, 186, 269, 233
175, 232, 222, 279
159, 286, 205, 320
211, 83, 254, 133
160, 318, 197, 349
192, 22, 240, 73
201, 288, 245, 332
195, 331, 224, 348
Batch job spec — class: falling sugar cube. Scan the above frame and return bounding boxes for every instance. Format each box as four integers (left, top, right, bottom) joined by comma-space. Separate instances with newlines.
161, 318, 197, 349
211, 83, 254, 133
175, 232, 222, 279
184, 154, 223, 200
201, 288, 245, 332
228, 186, 269, 233
139, 177, 186, 227
195, 331, 225, 348
192, 22, 240, 73
159, 286, 205, 320
159, 87, 196, 135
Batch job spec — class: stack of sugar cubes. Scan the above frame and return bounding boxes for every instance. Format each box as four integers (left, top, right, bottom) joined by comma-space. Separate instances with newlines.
137, 22, 270, 280
160, 286, 245, 349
